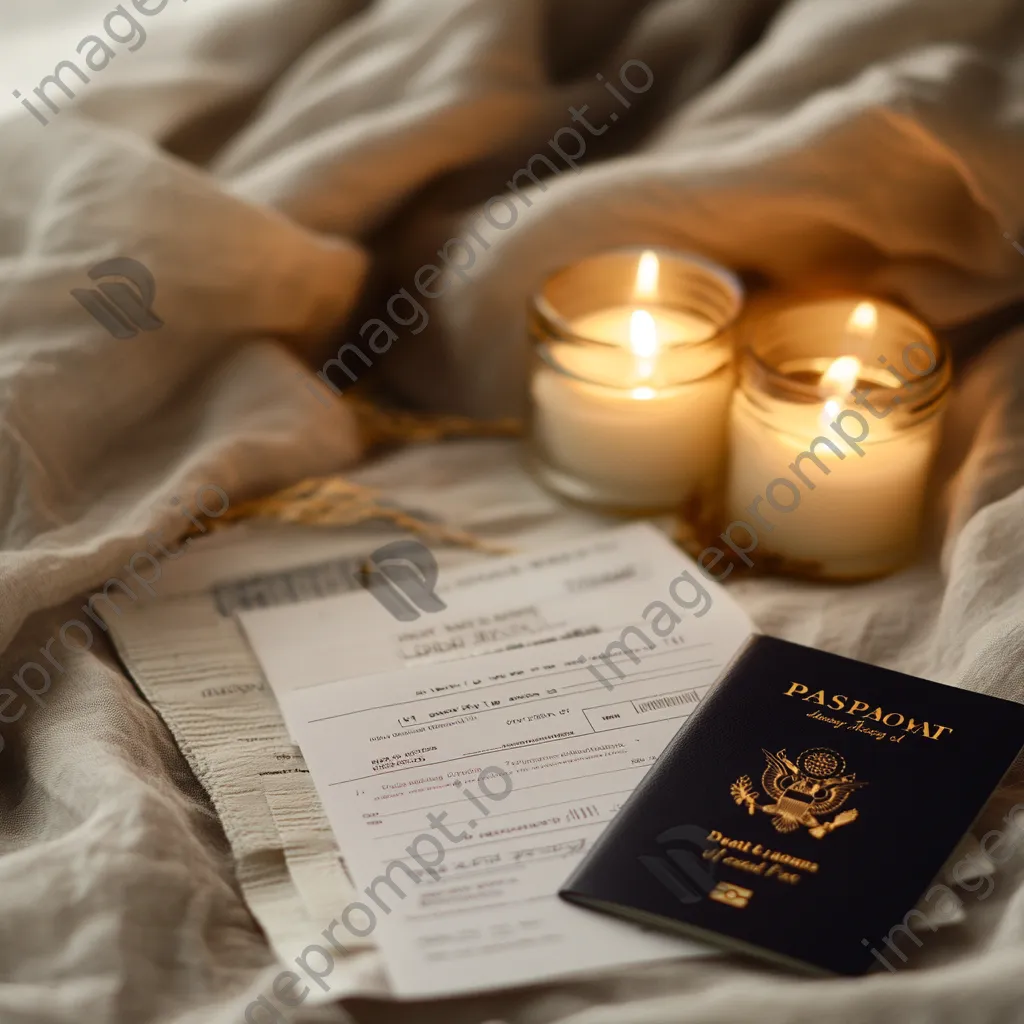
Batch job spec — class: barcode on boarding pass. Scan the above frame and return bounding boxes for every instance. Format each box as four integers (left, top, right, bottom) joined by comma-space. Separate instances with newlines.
633, 690, 703, 714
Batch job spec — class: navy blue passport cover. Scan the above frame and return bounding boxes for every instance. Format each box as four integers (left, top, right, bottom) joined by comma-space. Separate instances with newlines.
559, 635, 1024, 975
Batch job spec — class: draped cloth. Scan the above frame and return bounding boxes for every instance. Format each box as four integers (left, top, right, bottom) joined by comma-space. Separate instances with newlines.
1, 1, 1023, 1021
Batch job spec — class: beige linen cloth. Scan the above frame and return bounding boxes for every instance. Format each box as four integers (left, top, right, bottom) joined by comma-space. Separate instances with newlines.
1, 0, 1024, 1021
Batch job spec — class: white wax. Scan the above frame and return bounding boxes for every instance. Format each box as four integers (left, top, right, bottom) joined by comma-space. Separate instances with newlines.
725, 393, 942, 578
531, 307, 732, 509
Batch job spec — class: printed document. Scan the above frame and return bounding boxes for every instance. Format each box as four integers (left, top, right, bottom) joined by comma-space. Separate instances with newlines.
284, 570, 753, 997
238, 521, 682, 721
103, 508, 690, 978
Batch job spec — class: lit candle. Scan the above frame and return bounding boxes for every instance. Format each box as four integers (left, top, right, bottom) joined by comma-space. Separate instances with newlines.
527, 249, 743, 512
725, 298, 951, 580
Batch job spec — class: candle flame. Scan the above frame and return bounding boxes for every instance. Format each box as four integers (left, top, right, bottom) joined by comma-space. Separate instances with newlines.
629, 309, 658, 359
847, 301, 878, 336
815, 308, 873, 429
819, 355, 862, 429
630, 266, 660, 397
630, 308, 659, 388
635, 251, 659, 300
820, 355, 862, 394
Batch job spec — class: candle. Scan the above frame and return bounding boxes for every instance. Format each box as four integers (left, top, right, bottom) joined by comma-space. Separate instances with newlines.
725, 298, 951, 580
527, 249, 743, 512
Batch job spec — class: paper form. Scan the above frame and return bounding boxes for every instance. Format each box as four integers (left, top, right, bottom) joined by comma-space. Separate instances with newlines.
101, 516, 658, 978
237, 522, 680, 711
284, 589, 753, 996
95, 439, 676, 999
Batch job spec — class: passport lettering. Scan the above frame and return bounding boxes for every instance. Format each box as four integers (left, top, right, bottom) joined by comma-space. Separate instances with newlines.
784, 682, 954, 740
702, 829, 821, 887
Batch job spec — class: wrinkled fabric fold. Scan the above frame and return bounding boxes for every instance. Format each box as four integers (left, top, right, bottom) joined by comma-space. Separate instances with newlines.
0, 0, 1023, 1022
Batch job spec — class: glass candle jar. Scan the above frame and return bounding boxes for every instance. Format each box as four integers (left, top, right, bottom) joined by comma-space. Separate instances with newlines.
525, 248, 744, 514
725, 297, 952, 581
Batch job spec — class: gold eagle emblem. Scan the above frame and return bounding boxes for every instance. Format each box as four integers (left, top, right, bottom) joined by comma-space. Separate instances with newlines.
731, 747, 867, 839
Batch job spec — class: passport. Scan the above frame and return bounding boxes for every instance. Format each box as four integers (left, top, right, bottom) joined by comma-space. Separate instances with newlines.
559, 635, 1024, 975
